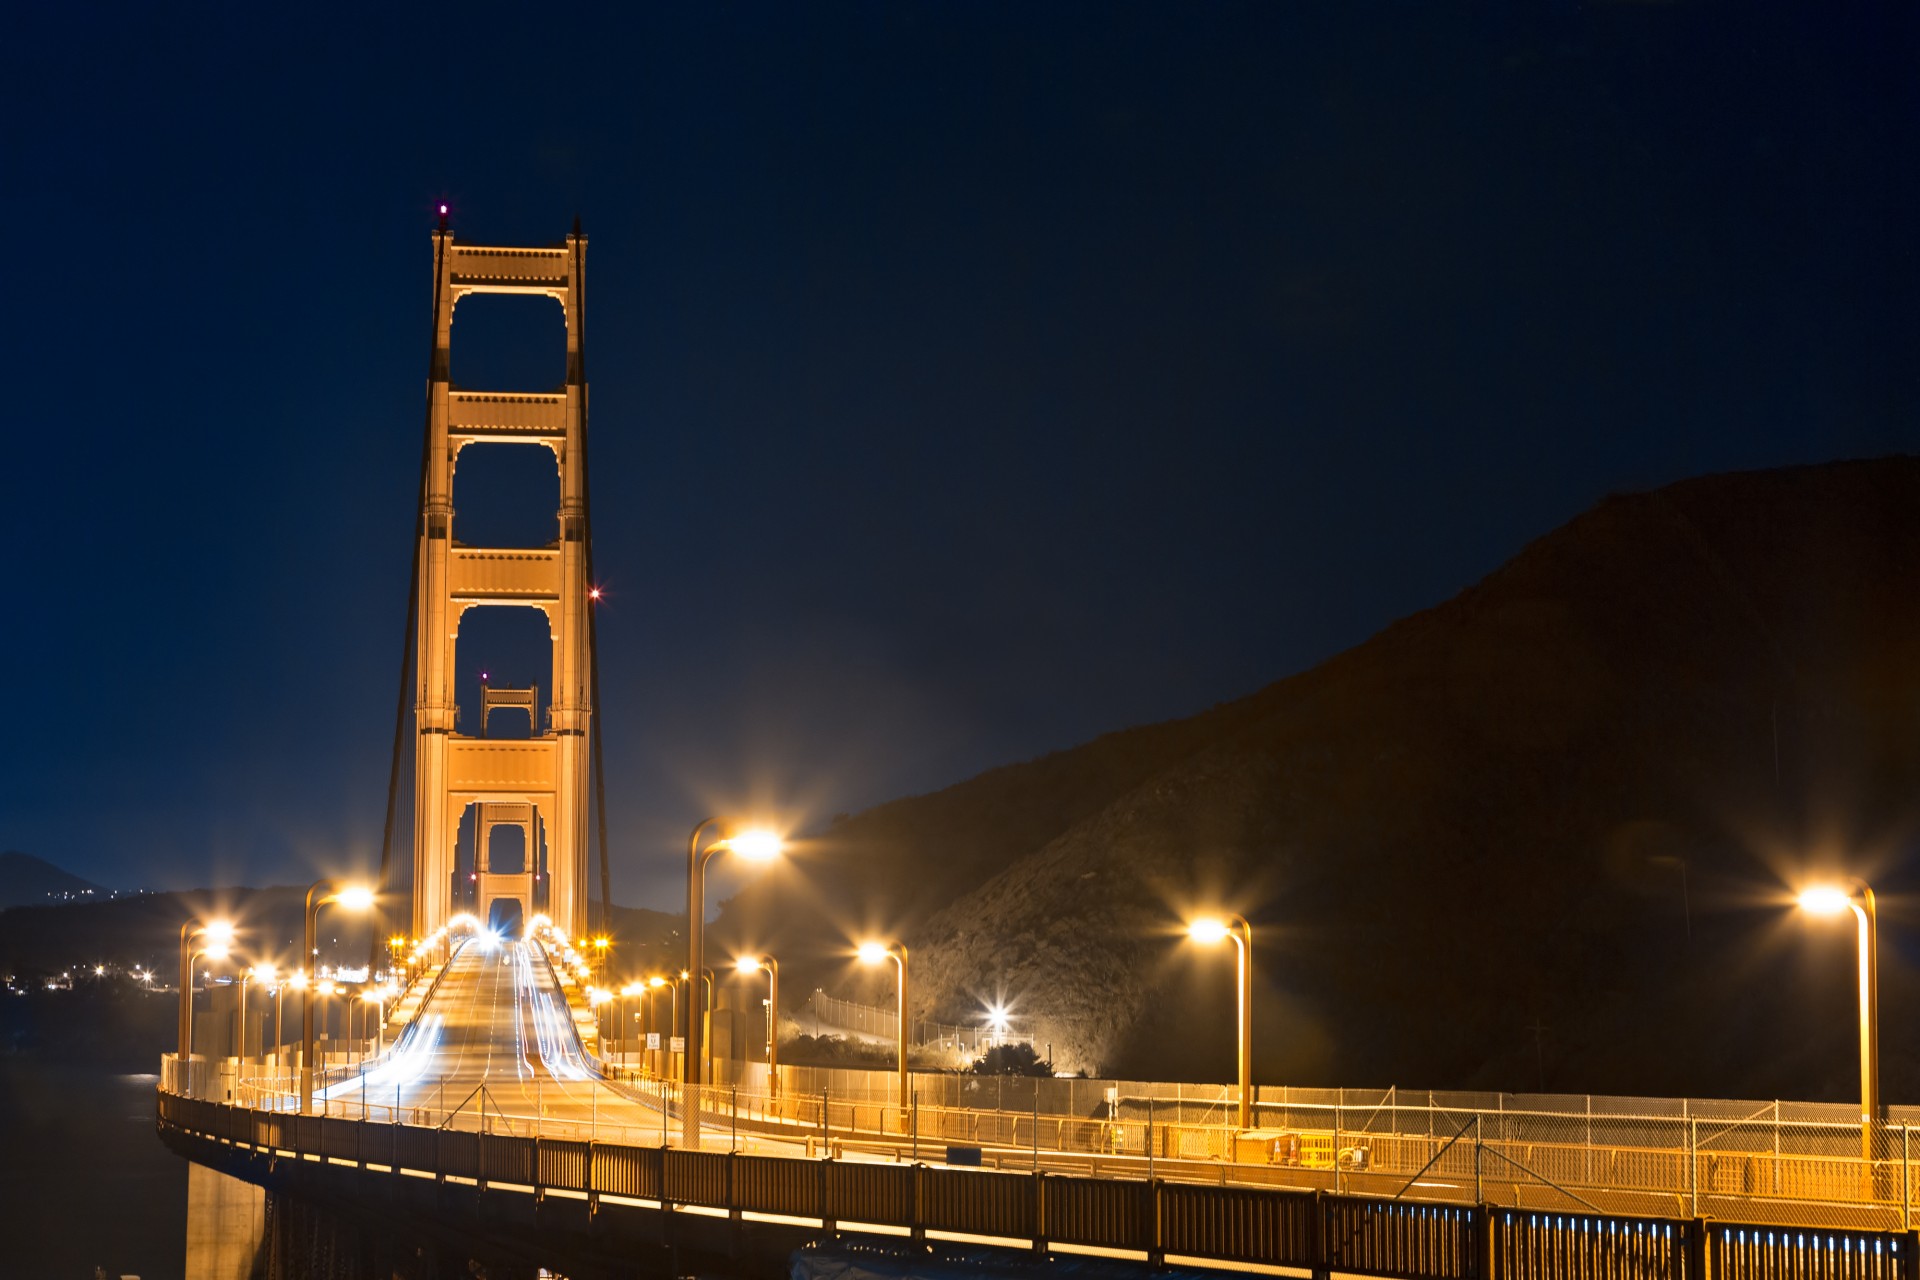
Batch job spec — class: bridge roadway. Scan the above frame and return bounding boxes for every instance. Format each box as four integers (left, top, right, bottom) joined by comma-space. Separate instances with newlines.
308, 936, 814, 1157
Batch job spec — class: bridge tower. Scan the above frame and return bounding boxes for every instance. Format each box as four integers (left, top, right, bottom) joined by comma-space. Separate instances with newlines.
410, 226, 593, 941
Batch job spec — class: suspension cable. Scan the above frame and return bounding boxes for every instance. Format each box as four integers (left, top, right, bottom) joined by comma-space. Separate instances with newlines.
572, 218, 616, 938
369, 210, 451, 972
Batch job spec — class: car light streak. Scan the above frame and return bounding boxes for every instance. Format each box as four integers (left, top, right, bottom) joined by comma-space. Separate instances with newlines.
316, 1014, 446, 1100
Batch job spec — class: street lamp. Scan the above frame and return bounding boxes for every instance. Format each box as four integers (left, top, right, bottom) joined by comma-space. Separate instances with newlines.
857, 941, 910, 1121
361, 989, 388, 1056
617, 980, 653, 1060
388, 935, 409, 985
645, 974, 669, 1075
236, 963, 269, 1063
301, 880, 375, 1113
1188, 915, 1254, 1131
589, 986, 614, 1054
735, 954, 780, 1095
1798, 881, 1880, 1165
256, 965, 282, 1070
684, 819, 783, 1084
177, 919, 235, 1060
284, 970, 307, 1082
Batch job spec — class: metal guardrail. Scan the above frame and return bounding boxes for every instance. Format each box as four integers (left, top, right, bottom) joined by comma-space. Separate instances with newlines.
156, 1088, 1920, 1280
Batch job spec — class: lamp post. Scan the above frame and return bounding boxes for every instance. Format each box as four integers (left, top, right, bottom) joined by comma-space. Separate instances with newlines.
362, 989, 388, 1057
857, 941, 910, 1122
647, 975, 668, 1076
301, 880, 375, 1113
684, 819, 783, 1084
618, 982, 646, 1060
735, 955, 780, 1095
589, 986, 613, 1055
263, 968, 283, 1071
236, 964, 262, 1063
1189, 915, 1254, 1131
316, 981, 337, 1081
285, 971, 308, 1089
1798, 881, 1880, 1165
388, 935, 409, 986
177, 919, 235, 1060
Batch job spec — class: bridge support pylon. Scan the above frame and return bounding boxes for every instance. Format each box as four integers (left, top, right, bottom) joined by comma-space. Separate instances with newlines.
409, 224, 595, 942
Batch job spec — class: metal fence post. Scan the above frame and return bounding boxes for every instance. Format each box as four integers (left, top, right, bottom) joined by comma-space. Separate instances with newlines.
1688, 1118, 1699, 1218
1474, 1116, 1483, 1204
1033, 1085, 1040, 1169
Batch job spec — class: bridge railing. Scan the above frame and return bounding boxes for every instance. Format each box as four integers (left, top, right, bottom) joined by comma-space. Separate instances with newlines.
163, 1047, 1920, 1237
156, 1086, 1920, 1280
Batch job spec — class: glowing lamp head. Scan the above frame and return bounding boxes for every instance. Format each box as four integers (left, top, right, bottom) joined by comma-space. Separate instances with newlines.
203, 944, 230, 962
361, 990, 383, 1005
317, 981, 336, 996
727, 829, 783, 863
252, 964, 276, 983
288, 971, 309, 990
1798, 886, 1855, 916
438, 203, 448, 216
593, 936, 609, 950
856, 942, 891, 966
648, 975, 667, 989
1188, 917, 1231, 944
986, 1003, 1010, 1032
333, 885, 376, 912
589, 587, 603, 601
203, 920, 236, 945
735, 955, 762, 975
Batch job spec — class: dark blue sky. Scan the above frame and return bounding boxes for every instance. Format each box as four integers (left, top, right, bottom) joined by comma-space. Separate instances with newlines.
2, 3, 1913, 907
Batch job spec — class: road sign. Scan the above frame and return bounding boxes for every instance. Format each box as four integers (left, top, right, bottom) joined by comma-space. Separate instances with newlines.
670, 1036, 686, 1053
646, 1033, 660, 1051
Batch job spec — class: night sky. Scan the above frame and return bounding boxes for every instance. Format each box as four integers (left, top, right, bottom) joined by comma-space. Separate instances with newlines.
2, 3, 1913, 908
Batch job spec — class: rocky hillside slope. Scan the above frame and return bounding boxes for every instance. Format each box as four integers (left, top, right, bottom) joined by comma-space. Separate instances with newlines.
714, 458, 1920, 1102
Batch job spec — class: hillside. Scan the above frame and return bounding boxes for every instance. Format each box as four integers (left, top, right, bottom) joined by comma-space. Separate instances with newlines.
714, 457, 1920, 1103
0, 851, 108, 910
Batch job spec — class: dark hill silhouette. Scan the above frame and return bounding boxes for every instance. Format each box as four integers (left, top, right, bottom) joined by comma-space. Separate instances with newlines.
714, 457, 1920, 1104
0, 851, 108, 909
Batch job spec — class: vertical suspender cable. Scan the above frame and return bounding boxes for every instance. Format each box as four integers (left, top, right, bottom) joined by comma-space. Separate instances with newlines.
369, 214, 450, 973
573, 219, 616, 937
